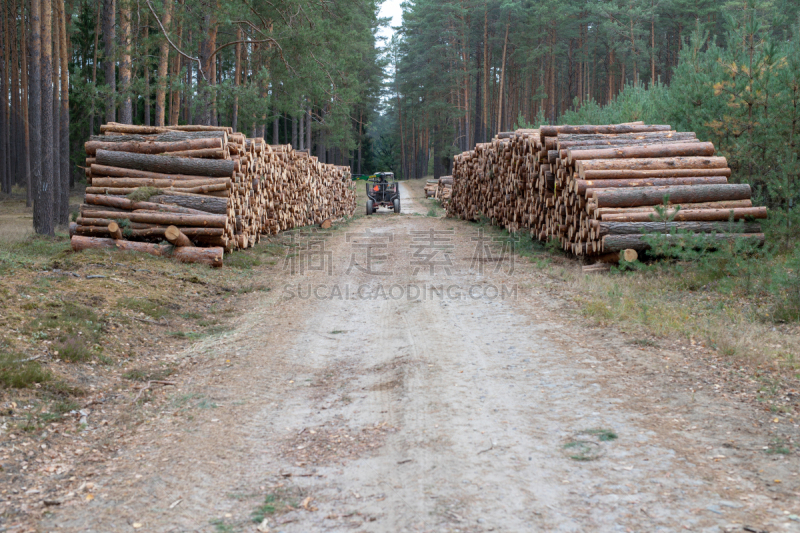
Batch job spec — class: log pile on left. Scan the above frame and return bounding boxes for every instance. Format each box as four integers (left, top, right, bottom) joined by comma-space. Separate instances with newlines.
71, 122, 356, 267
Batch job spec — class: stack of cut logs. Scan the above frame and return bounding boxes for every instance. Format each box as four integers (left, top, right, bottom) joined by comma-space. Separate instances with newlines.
448, 123, 767, 260
436, 176, 453, 204
425, 179, 439, 198
71, 123, 355, 267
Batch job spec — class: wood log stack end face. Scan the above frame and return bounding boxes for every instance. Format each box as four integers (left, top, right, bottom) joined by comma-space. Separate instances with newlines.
74, 124, 358, 266
446, 123, 767, 259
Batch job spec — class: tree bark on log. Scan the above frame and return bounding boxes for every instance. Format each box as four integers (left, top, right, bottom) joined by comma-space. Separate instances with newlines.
577, 156, 728, 178
592, 183, 751, 208
568, 142, 715, 164
599, 206, 768, 222
602, 233, 765, 252
70, 235, 223, 267
84, 193, 214, 215
592, 199, 753, 216
90, 163, 225, 182
575, 176, 728, 195
77, 209, 227, 227
85, 185, 229, 196
581, 168, 731, 179
595, 221, 763, 236
90, 177, 229, 189
149, 194, 228, 214
93, 131, 226, 143
540, 124, 671, 136
85, 137, 222, 156
96, 149, 235, 177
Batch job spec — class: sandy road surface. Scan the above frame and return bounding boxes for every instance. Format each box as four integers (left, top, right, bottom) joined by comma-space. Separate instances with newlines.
42, 186, 799, 532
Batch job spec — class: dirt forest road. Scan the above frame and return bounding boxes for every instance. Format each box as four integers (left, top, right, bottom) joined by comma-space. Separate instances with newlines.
43, 183, 798, 532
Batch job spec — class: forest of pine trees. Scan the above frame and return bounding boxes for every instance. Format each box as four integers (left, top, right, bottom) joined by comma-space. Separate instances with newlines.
0, 0, 384, 235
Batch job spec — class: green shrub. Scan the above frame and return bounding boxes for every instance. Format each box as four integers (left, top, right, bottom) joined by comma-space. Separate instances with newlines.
0, 351, 52, 388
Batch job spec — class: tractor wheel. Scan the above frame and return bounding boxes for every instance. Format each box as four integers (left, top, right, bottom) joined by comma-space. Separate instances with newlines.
366, 199, 374, 215
393, 198, 401, 213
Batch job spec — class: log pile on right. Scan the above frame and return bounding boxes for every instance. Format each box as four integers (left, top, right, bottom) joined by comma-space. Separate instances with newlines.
448, 123, 768, 258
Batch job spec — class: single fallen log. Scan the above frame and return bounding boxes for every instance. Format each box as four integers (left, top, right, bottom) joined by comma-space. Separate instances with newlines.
85, 137, 223, 156
594, 221, 763, 236
602, 233, 765, 252
90, 163, 224, 182
90, 131, 226, 144
90, 177, 229, 189
599, 206, 768, 222
96, 149, 235, 177
592, 184, 751, 208
541, 124, 672, 136
567, 142, 716, 164
149, 194, 228, 214
84, 193, 213, 215
70, 235, 223, 267
575, 176, 728, 195
77, 209, 227, 227
581, 168, 732, 179
577, 156, 729, 178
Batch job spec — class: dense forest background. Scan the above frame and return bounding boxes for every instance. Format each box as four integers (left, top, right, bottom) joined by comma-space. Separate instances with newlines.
1, 0, 799, 238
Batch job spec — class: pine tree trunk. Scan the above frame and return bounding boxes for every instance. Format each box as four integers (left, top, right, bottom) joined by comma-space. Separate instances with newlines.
52, 0, 62, 219
272, 113, 279, 145
118, 0, 132, 124
482, 4, 489, 141
103, 0, 116, 123
306, 108, 311, 151
11, 0, 22, 188
58, 0, 69, 224
39, 0, 54, 234
143, 23, 151, 126
168, 0, 182, 126
231, 25, 241, 132
299, 110, 304, 150
21, 0, 31, 205
89, 2, 100, 134
291, 116, 297, 148
1, 0, 8, 194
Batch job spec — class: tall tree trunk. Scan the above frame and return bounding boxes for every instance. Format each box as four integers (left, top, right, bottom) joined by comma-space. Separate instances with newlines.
58, 0, 69, 224
21, 0, 31, 205
11, 0, 22, 187
52, 0, 61, 218
154, 0, 171, 127
298, 109, 304, 150
482, 4, 489, 141
168, 0, 182, 126
118, 0, 132, 123
198, 7, 218, 126
474, 39, 482, 144
607, 46, 614, 104
357, 109, 362, 174
39, 0, 54, 234
291, 116, 297, 147
89, 1, 100, 134
306, 108, 311, 152
1, 0, 8, 194
272, 112, 279, 144
231, 25, 241, 132
30, 0, 43, 219
103, 0, 116, 123
143, 23, 151, 126
548, 30, 556, 122
650, 15, 655, 85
